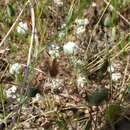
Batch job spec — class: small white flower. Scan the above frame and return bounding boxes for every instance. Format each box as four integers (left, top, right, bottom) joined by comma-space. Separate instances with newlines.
6, 85, 17, 98
58, 32, 65, 38
75, 18, 89, 26
17, 22, 28, 34
76, 26, 86, 35
48, 44, 60, 58
92, 2, 97, 7
63, 42, 78, 55
107, 65, 115, 73
32, 93, 43, 103
9, 63, 22, 76
111, 72, 121, 81
77, 76, 87, 88
54, 0, 63, 7
61, 24, 66, 29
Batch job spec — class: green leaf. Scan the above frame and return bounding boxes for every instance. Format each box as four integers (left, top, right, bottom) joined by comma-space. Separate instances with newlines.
106, 104, 121, 124
104, 15, 112, 27
26, 88, 38, 97
66, 7, 74, 25
88, 89, 108, 106
118, 41, 127, 56
7, 4, 15, 17
128, 86, 130, 92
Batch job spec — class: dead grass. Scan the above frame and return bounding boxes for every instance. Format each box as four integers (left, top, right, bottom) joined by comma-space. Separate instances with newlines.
0, 0, 130, 130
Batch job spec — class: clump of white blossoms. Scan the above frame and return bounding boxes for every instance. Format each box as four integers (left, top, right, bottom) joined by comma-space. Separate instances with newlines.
54, 0, 63, 7
107, 65, 121, 81
111, 72, 121, 81
48, 44, 60, 58
6, 85, 17, 99
76, 26, 86, 35
63, 42, 78, 55
16, 22, 28, 34
77, 76, 87, 88
75, 18, 89, 26
9, 63, 22, 77
75, 18, 89, 35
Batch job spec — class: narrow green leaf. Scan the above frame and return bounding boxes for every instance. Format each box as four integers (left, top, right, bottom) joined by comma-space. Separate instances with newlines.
106, 104, 121, 124
7, 4, 15, 17
27, 88, 38, 97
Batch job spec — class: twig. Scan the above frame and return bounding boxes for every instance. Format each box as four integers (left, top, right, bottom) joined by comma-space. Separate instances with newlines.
27, 1, 35, 66
119, 55, 130, 104
0, 1, 29, 47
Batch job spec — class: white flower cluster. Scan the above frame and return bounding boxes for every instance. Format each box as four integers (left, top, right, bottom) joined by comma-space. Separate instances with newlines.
16, 22, 28, 34
9, 63, 22, 76
63, 42, 78, 55
111, 72, 121, 81
75, 18, 89, 35
75, 18, 89, 26
6, 85, 17, 99
54, 0, 63, 7
77, 76, 87, 88
48, 44, 60, 58
107, 65, 121, 81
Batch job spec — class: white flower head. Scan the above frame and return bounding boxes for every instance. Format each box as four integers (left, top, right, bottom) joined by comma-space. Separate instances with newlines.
92, 2, 97, 7
75, 18, 89, 26
77, 76, 87, 88
32, 93, 44, 103
17, 22, 28, 34
54, 0, 63, 7
107, 65, 115, 73
61, 24, 67, 29
58, 32, 65, 38
9, 63, 22, 76
76, 26, 86, 35
111, 72, 121, 81
48, 44, 60, 58
63, 42, 78, 55
6, 85, 17, 98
